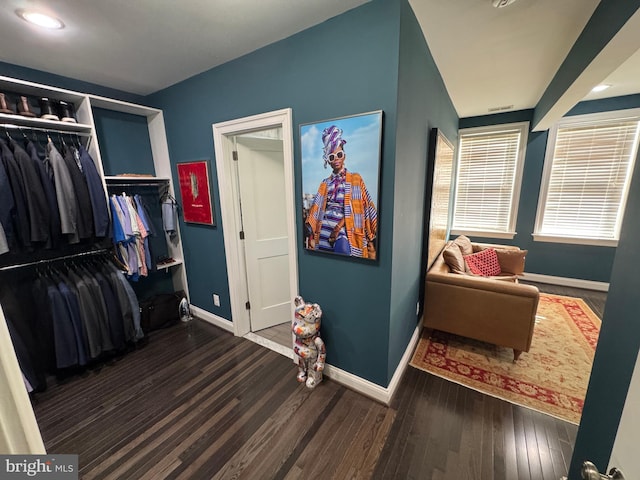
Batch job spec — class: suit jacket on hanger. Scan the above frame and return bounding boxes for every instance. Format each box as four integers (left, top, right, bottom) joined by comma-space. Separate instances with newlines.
0, 146, 15, 247
78, 146, 110, 238
62, 144, 93, 240
47, 140, 79, 244
26, 140, 62, 248
0, 139, 31, 249
9, 139, 50, 244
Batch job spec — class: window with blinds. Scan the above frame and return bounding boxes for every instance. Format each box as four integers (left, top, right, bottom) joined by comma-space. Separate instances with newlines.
534, 110, 640, 246
451, 122, 528, 239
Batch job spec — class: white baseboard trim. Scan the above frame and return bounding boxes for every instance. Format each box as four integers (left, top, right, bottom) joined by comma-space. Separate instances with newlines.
220, 318, 422, 406
323, 363, 390, 404
325, 322, 421, 405
243, 332, 393, 404
191, 305, 234, 332
386, 322, 422, 402
522, 272, 609, 292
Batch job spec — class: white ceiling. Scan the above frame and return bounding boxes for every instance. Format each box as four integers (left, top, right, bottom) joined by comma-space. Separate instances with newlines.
0, 0, 370, 95
1, 0, 640, 119
411, 0, 600, 117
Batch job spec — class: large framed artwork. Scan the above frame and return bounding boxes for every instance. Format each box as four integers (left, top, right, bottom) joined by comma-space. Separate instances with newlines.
426, 128, 455, 269
301, 110, 382, 260
177, 160, 215, 225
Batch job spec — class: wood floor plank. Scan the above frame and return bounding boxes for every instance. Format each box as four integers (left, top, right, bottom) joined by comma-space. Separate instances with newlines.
533, 412, 556, 480
513, 406, 532, 480
522, 407, 544, 479
480, 394, 495, 478
491, 398, 506, 480
418, 374, 451, 477
501, 400, 519, 480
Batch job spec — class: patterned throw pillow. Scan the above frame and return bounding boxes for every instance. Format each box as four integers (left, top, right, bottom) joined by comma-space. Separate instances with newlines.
464, 248, 502, 276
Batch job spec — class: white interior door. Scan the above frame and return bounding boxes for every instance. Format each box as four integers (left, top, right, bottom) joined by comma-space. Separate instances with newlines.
235, 135, 291, 331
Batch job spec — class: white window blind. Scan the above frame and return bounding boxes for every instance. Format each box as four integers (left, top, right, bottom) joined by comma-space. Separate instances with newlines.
452, 123, 527, 238
535, 113, 640, 245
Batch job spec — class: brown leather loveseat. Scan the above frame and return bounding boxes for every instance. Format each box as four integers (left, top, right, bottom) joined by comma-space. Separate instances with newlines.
424, 236, 539, 361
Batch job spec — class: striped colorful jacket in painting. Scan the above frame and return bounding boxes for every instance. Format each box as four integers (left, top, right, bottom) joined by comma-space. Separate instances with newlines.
306, 170, 377, 259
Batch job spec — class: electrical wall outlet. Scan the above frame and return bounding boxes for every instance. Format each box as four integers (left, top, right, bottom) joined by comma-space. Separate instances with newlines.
213, 294, 220, 307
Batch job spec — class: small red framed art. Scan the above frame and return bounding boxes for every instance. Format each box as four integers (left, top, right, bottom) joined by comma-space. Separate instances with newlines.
177, 161, 214, 225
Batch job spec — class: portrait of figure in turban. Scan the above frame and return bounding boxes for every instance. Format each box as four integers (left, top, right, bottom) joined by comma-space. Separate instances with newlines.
301, 111, 382, 259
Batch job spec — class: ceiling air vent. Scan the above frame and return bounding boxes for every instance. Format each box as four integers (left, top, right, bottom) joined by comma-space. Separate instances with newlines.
488, 105, 514, 112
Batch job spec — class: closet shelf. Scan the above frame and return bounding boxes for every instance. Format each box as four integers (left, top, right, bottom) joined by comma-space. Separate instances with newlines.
157, 259, 183, 272
104, 176, 171, 182
0, 112, 93, 132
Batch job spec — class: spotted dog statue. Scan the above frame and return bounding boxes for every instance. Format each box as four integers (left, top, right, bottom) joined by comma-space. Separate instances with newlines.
292, 296, 326, 389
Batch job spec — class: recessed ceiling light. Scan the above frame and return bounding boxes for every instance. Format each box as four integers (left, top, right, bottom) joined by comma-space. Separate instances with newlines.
16, 9, 65, 29
591, 84, 612, 93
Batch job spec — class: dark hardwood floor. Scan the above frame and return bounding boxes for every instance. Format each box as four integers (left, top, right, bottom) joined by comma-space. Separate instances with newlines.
31, 283, 605, 479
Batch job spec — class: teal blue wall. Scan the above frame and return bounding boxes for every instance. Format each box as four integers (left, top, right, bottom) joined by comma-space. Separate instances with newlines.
0, 61, 144, 104
93, 108, 155, 176
459, 94, 640, 283
93, 108, 174, 300
388, 0, 458, 382
568, 137, 640, 478
147, 0, 402, 386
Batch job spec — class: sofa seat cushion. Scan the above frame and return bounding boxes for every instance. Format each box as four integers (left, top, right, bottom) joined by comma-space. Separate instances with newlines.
464, 248, 502, 276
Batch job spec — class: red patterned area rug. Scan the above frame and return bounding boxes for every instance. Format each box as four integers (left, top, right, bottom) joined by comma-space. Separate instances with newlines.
410, 293, 601, 424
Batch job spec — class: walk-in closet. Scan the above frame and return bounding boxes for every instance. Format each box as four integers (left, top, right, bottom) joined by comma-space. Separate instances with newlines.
0, 74, 189, 443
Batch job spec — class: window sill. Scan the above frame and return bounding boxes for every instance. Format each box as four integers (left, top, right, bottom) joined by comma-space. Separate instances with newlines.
532, 234, 618, 247
450, 229, 516, 240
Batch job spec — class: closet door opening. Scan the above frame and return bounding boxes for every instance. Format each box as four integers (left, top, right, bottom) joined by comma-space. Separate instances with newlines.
213, 109, 298, 355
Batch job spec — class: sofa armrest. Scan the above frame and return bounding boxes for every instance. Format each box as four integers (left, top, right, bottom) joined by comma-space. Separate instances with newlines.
424, 273, 539, 354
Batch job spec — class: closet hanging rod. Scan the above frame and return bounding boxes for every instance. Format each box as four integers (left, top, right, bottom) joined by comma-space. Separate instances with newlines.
0, 123, 92, 137
0, 248, 110, 272
106, 182, 169, 188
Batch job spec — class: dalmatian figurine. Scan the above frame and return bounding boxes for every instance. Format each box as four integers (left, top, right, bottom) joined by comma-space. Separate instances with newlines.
292, 296, 326, 389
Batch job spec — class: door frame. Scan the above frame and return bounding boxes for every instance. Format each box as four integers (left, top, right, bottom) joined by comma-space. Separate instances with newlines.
212, 108, 298, 337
